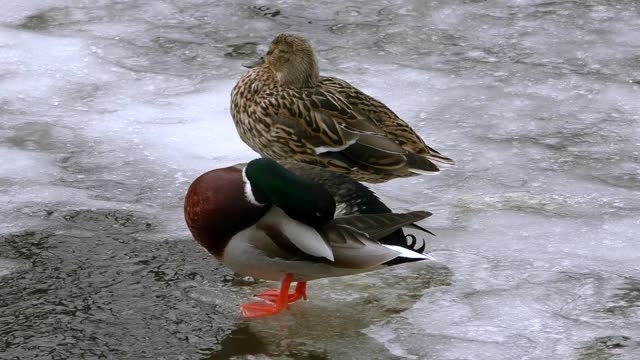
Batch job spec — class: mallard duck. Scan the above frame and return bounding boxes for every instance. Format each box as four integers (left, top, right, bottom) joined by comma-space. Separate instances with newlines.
184, 158, 435, 318
230, 33, 454, 183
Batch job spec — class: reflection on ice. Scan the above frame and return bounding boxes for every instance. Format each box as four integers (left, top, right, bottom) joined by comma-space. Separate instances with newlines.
206, 262, 451, 358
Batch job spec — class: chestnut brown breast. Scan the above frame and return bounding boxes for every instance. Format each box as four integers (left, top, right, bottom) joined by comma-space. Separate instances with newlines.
184, 166, 268, 259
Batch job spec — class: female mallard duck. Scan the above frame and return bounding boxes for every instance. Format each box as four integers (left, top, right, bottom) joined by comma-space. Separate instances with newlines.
184, 158, 435, 318
230, 33, 454, 183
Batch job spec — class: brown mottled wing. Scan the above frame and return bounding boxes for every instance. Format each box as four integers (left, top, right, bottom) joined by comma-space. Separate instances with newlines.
263, 87, 410, 170
321, 76, 454, 165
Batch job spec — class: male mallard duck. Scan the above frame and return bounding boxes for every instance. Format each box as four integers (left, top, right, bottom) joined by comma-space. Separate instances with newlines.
184, 158, 435, 318
230, 33, 454, 183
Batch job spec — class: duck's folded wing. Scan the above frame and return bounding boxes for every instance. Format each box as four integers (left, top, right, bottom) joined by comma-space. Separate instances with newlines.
319, 211, 432, 269
256, 207, 335, 261
329, 211, 432, 241
263, 88, 413, 171
255, 207, 390, 268
321, 76, 455, 166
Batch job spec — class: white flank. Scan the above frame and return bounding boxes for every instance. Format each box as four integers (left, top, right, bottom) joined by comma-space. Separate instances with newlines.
314, 138, 357, 154
242, 167, 263, 206
382, 244, 436, 260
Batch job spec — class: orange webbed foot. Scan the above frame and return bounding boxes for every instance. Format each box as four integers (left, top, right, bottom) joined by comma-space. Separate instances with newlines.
296, 281, 307, 301
241, 274, 303, 319
240, 301, 288, 318
254, 281, 307, 303
254, 288, 295, 303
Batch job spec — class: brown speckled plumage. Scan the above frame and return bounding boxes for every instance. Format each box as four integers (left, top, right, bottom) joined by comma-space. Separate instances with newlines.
230, 34, 454, 183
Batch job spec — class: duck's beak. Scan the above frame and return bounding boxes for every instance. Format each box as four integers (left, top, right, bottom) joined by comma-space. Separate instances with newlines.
242, 56, 265, 69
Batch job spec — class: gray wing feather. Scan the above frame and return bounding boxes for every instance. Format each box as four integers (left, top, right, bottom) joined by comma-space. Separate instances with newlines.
318, 211, 432, 269
330, 211, 432, 240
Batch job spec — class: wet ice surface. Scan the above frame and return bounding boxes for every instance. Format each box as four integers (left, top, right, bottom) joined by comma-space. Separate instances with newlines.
1, 0, 639, 359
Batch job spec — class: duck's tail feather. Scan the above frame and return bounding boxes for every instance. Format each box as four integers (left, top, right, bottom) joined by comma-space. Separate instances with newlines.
401, 226, 432, 254
425, 147, 455, 166
380, 221, 437, 265
405, 223, 436, 237
330, 211, 432, 241
405, 152, 440, 174
382, 244, 435, 260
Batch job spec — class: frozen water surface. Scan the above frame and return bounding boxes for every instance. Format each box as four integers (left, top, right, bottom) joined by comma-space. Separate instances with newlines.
1, 0, 639, 358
